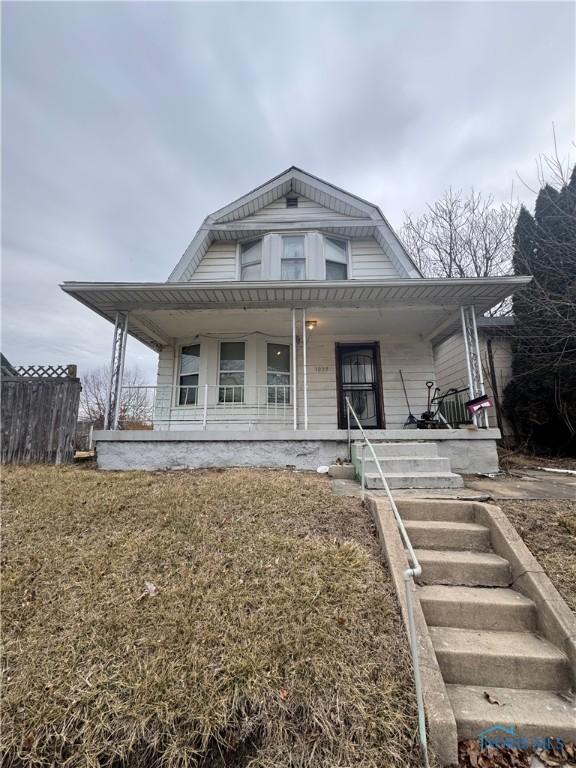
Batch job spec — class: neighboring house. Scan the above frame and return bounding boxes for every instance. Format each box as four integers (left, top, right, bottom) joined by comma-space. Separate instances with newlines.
433, 318, 514, 436
62, 167, 530, 475
1, 353, 18, 378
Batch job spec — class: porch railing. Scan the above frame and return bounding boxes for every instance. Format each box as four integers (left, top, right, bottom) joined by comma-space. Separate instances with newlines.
114, 384, 295, 429
345, 397, 430, 768
435, 387, 473, 428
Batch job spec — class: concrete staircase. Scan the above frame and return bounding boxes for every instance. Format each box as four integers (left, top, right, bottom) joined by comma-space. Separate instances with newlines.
397, 499, 576, 743
351, 441, 464, 490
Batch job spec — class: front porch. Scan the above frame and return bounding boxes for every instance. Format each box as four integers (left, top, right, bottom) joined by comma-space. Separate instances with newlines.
62, 277, 529, 475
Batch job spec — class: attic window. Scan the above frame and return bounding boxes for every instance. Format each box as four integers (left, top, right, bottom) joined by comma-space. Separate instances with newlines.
286, 196, 298, 208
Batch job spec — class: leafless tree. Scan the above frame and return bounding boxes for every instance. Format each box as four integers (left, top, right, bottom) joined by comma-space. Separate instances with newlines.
79, 366, 152, 428
518, 123, 575, 192
401, 188, 519, 281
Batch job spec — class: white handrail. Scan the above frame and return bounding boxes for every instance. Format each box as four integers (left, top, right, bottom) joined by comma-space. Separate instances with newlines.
345, 397, 430, 768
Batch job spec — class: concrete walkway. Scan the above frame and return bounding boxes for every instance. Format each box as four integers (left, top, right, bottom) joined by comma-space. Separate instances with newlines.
332, 468, 576, 501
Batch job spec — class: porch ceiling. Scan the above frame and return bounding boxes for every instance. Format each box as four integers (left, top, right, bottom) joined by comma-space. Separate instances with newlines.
61, 276, 531, 350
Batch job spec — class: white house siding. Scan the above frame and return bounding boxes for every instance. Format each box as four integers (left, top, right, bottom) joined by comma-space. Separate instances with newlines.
432, 332, 513, 433
240, 195, 351, 222
154, 333, 435, 431
189, 242, 237, 281
350, 239, 399, 279
297, 335, 435, 430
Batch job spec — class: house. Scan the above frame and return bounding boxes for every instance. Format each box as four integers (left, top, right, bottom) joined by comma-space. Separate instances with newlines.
62, 167, 530, 479
433, 317, 514, 436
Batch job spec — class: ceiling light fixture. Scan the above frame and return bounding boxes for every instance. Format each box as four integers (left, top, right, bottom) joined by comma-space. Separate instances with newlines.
305, 320, 318, 331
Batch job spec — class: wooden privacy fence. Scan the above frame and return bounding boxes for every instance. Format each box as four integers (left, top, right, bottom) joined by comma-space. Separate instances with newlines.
1, 366, 81, 465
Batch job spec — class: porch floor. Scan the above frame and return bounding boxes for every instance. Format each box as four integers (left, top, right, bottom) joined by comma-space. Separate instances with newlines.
93, 428, 501, 442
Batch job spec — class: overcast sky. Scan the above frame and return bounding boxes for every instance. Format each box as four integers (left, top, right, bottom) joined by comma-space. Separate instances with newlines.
2, 1, 574, 382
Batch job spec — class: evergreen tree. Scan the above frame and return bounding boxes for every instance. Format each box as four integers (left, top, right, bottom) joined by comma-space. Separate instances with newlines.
504, 169, 576, 453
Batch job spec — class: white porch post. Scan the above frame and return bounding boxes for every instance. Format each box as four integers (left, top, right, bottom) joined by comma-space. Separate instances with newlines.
292, 308, 298, 430
460, 305, 489, 428
302, 308, 309, 430
104, 311, 129, 430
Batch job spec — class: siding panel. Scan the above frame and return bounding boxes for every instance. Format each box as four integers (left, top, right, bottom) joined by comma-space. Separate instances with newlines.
241, 195, 351, 222
190, 243, 237, 282
432, 331, 513, 433
350, 239, 401, 279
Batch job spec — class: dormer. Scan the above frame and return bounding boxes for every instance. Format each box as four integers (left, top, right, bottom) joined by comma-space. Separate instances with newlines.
168, 166, 422, 282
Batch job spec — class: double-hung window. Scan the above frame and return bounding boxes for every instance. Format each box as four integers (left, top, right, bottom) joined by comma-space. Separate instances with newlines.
325, 236, 348, 280
240, 239, 262, 280
281, 235, 306, 280
219, 342, 245, 403
267, 343, 290, 404
179, 344, 200, 405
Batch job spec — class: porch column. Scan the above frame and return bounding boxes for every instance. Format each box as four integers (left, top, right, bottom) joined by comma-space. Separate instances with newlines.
460, 305, 489, 428
104, 311, 129, 430
302, 308, 309, 429
291, 308, 298, 430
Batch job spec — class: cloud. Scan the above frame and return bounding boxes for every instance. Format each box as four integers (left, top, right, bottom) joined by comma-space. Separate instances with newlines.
2, 1, 574, 382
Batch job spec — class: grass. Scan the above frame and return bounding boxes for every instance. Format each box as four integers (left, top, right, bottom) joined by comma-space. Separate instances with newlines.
498, 499, 576, 612
1, 466, 419, 768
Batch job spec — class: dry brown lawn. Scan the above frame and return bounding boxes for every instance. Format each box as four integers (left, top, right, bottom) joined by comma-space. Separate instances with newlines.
498, 499, 576, 612
1, 466, 419, 768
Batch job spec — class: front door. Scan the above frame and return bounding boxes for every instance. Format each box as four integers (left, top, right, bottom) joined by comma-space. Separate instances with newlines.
336, 343, 384, 429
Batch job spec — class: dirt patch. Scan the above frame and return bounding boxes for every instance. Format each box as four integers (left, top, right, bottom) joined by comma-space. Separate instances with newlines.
1, 466, 419, 768
498, 448, 576, 473
498, 499, 576, 612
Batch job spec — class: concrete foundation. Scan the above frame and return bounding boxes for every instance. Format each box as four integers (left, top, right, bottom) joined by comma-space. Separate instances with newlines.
93, 428, 501, 473
96, 439, 349, 471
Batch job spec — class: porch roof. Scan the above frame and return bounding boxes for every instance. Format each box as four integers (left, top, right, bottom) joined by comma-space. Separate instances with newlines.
61, 276, 531, 350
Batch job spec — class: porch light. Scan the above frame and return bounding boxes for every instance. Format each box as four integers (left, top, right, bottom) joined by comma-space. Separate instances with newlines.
305, 319, 317, 331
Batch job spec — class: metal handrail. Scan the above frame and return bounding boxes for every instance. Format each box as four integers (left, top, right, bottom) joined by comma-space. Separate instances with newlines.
345, 397, 430, 768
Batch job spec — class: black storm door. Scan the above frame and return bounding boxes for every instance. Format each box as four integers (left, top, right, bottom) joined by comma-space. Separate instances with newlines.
336, 343, 384, 429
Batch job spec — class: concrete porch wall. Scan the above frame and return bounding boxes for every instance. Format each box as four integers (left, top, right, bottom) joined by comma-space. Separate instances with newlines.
93, 428, 501, 474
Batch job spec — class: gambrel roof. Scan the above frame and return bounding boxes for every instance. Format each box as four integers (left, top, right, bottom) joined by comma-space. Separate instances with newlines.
168, 166, 423, 281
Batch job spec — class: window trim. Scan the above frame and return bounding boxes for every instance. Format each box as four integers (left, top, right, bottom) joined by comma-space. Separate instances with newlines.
233, 232, 354, 282
174, 342, 202, 408
237, 237, 263, 281
281, 234, 307, 280
218, 340, 247, 403
266, 341, 292, 405
323, 235, 351, 280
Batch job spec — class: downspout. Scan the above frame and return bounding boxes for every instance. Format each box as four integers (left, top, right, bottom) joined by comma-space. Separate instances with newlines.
486, 337, 504, 435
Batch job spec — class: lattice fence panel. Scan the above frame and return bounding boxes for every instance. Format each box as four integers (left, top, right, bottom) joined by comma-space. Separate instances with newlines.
14, 364, 77, 379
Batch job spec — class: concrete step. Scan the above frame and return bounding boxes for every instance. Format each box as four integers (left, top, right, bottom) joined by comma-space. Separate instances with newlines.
361, 456, 452, 474
365, 472, 464, 490
430, 626, 570, 690
415, 549, 511, 587
352, 441, 438, 458
418, 585, 537, 632
328, 464, 355, 480
405, 520, 490, 552
396, 499, 476, 523
447, 684, 576, 742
